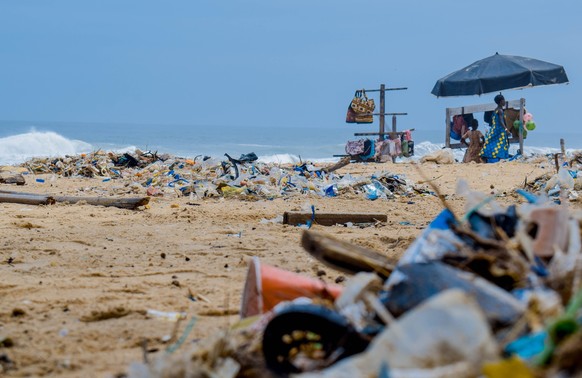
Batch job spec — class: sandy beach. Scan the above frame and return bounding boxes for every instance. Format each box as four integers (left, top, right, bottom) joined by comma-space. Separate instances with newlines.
0, 157, 574, 377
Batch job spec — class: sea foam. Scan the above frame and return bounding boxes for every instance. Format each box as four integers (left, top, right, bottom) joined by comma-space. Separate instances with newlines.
0, 131, 92, 165
0, 130, 579, 166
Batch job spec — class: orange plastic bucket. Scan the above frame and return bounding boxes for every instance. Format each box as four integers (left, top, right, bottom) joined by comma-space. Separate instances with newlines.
240, 257, 343, 318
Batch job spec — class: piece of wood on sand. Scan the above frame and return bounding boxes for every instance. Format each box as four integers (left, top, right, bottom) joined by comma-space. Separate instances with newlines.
0, 190, 149, 210
301, 230, 396, 279
321, 156, 351, 173
0, 172, 25, 185
284, 211, 387, 227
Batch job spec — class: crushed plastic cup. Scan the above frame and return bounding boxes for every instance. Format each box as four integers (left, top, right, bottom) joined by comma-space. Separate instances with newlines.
363, 184, 381, 200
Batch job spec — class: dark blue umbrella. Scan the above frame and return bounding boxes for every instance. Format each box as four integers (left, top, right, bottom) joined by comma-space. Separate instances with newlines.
431, 53, 569, 97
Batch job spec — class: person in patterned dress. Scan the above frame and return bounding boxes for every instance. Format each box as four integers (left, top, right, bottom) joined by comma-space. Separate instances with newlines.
480, 94, 511, 163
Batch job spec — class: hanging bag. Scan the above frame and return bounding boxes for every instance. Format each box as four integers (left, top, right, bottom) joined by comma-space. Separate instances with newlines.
345, 90, 361, 123
353, 89, 375, 124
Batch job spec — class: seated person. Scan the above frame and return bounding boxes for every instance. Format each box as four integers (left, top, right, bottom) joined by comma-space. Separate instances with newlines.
450, 114, 468, 141
461, 119, 484, 163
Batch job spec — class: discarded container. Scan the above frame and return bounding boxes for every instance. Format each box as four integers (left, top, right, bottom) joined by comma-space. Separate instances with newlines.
298, 290, 499, 378
262, 303, 369, 374
381, 262, 525, 328
240, 257, 342, 318
517, 205, 570, 258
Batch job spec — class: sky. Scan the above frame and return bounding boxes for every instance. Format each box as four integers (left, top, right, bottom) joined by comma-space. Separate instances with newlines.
0, 0, 580, 137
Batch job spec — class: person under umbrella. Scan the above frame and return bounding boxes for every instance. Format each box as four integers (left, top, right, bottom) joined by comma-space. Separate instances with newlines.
480, 94, 512, 163
461, 119, 484, 163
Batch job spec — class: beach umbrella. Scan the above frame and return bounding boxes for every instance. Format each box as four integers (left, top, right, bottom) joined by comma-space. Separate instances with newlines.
431, 53, 569, 97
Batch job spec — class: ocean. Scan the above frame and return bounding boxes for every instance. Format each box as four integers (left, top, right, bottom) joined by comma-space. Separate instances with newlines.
1, 120, 581, 166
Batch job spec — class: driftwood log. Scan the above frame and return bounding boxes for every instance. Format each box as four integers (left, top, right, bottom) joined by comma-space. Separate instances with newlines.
301, 230, 395, 279
284, 211, 387, 227
321, 156, 351, 173
0, 190, 149, 210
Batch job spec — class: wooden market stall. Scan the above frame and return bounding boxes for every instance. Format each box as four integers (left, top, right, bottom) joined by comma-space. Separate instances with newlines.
445, 98, 526, 153
336, 83, 412, 161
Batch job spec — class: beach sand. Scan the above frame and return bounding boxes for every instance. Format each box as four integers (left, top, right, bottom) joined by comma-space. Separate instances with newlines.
0, 158, 570, 377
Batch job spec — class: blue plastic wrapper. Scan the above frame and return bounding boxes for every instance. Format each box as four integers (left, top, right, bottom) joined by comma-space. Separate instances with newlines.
324, 184, 337, 197
505, 331, 547, 359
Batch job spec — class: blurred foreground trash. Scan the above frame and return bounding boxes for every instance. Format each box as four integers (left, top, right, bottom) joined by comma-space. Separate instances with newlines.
301, 231, 395, 279
240, 257, 342, 318
299, 290, 499, 378
127, 179, 582, 378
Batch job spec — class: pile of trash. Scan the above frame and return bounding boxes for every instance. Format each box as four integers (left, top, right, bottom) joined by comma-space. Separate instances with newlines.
524, 152, 582, 203
127, 182, 582, 378
20, 150, 431, 201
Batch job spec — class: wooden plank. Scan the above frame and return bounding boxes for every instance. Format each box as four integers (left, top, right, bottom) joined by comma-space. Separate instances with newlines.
449, 137, 522, 150
301, 230, 395, 278
284, 211, 387, 226
52, 195, 150, 209
364, 87, 407, 92
354, 132, 402, 136
354, 128, 415, 137
447, 99, 523, 116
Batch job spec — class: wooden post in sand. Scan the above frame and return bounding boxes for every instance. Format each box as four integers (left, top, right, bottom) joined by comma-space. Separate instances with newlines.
519, 98, 525, 154
379, 83, 386, 140
560, 138, 567, 168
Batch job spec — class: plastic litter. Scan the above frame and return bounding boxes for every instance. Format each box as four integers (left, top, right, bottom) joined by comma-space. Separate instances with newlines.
146, 309, 187, 322
381, 262, 526, 328
125, 178, 582, 378
299, 290, 499, 378
19, 151, 431, 202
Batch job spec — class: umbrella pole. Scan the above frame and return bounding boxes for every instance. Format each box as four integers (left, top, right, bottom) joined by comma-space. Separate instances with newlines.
519, 97, 525, 156
445, 108, 451, 148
